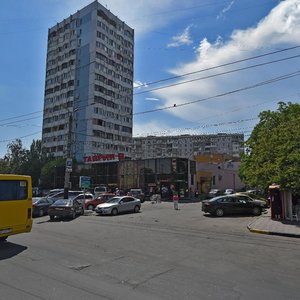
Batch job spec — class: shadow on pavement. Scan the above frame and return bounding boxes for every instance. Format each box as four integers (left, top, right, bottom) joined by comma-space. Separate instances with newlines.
0, 242, 27, 260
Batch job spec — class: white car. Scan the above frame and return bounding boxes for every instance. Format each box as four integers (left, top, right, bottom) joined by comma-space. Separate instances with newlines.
224, 189, 234, 195
95, 196, 141, 216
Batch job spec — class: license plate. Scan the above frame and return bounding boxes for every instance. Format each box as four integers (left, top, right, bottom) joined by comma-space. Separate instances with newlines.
0, 228, 12, 234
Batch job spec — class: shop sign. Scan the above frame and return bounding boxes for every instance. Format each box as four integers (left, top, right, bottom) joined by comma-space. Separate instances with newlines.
84, 153, 124, 163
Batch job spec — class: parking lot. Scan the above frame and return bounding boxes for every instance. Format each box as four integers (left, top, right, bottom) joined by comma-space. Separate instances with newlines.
1, 201, 300, 300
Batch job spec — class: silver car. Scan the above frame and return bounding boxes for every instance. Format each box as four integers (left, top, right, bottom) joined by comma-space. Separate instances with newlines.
95, 196, 141, 216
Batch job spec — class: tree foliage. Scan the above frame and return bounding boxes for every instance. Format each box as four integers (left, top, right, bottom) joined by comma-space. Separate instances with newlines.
40, 158, 65, 189
239, 102, 300, 193
0, 139, 53, 186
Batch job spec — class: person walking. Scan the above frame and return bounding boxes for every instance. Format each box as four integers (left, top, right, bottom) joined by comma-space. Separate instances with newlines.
173, 192, 179, 210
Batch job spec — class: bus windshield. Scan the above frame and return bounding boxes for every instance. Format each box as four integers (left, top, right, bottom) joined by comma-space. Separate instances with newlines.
0, 175, 33, 242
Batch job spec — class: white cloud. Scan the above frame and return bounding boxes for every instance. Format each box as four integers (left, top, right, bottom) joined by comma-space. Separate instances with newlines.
145, 98, 160, 101
167, 26, 193, 48
134, 81, 148, 89
133, 120, 171, 136
151, 0, 300, 128
55, 0, 197, 35
217, 1, 235, 20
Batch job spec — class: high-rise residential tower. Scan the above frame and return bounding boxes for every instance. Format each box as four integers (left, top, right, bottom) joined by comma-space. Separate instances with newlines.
42, 1, 134, 163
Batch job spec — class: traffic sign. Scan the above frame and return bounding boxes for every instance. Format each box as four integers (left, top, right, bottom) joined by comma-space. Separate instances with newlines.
80, 176, 91, 189
66, 158, 73, 172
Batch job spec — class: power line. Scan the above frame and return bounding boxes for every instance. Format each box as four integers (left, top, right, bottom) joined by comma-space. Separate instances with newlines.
134, 70, 300, 115
133, 45, 300, 89
2, 45, 299, 126
0, 131, 41, 143
134, 54, 300, 95
1, 71, 299, 142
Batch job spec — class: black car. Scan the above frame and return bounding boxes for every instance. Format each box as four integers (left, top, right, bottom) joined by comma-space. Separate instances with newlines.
208, 189, 223, 198
202, 194, 266, 217
46, 190, 83, 203
32, 197, 53, 217
48, 198, 84, 221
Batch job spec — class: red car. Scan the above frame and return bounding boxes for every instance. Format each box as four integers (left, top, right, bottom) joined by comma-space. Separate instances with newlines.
85, 193, 115, 210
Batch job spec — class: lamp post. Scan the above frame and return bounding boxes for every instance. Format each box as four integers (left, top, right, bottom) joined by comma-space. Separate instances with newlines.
188, 151, 197, 193
64, 113, 73, 199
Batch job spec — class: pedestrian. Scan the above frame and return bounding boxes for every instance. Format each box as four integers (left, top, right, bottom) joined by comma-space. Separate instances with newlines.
173, 192, 179, 210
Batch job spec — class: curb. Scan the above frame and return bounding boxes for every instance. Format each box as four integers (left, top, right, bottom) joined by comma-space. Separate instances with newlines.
247, 226, 270, 235
247, 223, 300, 238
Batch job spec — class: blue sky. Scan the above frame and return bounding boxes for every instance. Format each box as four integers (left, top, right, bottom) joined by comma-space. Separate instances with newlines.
1, 0, 300, 157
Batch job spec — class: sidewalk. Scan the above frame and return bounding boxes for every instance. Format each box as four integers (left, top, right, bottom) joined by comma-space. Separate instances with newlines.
247, 210, 300, 238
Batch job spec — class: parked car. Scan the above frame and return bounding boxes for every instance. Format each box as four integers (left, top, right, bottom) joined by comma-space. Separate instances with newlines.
95, 196, 141, 216
32, 187, 42, 197
48, 198, 84, 220
32, 197, 53, 217
127, 188, 145, 203
208, 189, 223, 198
72, 193, 94, 206
235, 192, 269, 208
94, 186, 110, 197
45, 189, 64, 197
46, 190, 83, 202
202, 194, 266, 217
85, 193, 115, 210
246, 189, 261, 195
224, 189, 234, 195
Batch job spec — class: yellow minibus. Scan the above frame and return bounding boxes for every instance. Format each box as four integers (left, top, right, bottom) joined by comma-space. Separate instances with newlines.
0, 174, 33, 242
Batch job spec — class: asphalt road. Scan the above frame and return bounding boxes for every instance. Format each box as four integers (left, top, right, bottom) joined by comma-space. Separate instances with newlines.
1, 201, 300, 300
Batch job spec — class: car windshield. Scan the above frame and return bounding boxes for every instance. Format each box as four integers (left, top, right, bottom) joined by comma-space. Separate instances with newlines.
53, 199, 71, 205
32, 198, 40, 204
208, 196, 224, 202
106, 197, 121, 203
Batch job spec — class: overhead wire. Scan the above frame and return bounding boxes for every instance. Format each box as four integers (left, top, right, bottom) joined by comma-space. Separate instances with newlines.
1, 45, 299, 126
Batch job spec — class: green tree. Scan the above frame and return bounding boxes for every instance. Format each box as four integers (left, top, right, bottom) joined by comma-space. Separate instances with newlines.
0, 159, 9, 173
3, 139, 28, 174
239, 102, 300, 193
40, 158, 65, 189
22, 140, 51, 186
1, 139, 52, 186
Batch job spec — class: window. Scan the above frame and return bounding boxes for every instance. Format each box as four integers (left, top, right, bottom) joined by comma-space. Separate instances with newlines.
0, 180, 28, 201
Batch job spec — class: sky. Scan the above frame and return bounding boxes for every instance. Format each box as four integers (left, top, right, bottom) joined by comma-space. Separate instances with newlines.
0, 0, 300, 157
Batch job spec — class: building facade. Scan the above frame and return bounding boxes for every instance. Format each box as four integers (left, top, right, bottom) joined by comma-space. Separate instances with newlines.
132, 133, 244, 160
195, 154, 245, 194
42, 1, 134, 162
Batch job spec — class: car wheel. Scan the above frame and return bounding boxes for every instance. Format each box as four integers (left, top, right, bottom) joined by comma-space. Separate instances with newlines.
134, 205, 140, 213
215, 208, 224, 217
253, 207, 261, 216
38, 209, 44, 217
0, 236, 8, 242
111, 208, 118, 216
87, 204, 94, 211
50, 215, 55, 221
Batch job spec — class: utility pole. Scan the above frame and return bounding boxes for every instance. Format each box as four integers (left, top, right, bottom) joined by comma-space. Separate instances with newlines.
64, 114, 73, 199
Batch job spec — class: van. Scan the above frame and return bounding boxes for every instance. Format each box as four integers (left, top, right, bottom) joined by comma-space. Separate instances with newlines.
128, 188, 145, 203
94, 186, 109, 197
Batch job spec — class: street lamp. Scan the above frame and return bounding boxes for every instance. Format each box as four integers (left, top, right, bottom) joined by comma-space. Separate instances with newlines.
188, 151, 197, 193
64, 113, 73, 199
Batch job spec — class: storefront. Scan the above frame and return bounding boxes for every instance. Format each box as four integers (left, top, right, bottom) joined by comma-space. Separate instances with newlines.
269, 184, 300, 222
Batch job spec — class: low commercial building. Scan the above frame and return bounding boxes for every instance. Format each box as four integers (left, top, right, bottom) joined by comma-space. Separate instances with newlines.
195, 154, 245, 194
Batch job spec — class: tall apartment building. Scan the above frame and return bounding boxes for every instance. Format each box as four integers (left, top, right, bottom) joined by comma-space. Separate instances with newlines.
132, 133, 244, 160
42, 1, 134, 162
